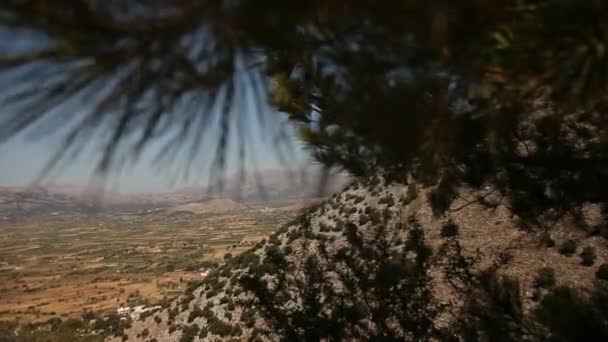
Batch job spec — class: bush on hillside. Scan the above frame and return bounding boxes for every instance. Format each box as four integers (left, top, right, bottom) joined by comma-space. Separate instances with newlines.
558, 240, 577, 256
188, 308, 203, 323
534, 267, 556, 289
580, 247, 596, 266
597, 264, 608, 281
179, 324, 200, 342
441, 221, 459, 238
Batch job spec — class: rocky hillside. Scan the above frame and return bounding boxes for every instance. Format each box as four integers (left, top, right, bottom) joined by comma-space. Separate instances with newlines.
111, 176, 608, 341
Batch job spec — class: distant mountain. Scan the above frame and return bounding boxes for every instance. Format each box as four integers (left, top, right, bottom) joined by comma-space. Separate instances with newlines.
0, 184, 86, 216
170, 199, 250, 214
0, 168, 348, 216
184, 168, 348, 202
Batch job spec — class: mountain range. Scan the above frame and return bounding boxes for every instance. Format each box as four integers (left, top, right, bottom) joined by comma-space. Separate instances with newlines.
0, 169, 348, 215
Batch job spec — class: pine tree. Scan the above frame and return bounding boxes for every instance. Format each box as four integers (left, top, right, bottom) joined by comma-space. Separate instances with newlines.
0, 1, 606, 220
1, 1, 608, 340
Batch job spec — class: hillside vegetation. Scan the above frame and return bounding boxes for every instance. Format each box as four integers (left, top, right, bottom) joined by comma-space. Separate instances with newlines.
114, 176, 608, 341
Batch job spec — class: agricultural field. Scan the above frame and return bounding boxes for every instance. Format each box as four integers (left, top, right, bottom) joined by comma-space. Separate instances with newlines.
0, 206, 296, 323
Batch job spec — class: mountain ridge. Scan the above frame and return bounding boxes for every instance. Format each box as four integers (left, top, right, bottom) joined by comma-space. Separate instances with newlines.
0, 169, 348, 216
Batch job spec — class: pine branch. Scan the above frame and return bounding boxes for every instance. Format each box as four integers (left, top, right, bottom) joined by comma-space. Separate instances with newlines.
3, 0, 209, 35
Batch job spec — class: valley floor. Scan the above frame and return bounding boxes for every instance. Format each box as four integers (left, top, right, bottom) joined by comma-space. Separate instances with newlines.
0, 208, 295, 323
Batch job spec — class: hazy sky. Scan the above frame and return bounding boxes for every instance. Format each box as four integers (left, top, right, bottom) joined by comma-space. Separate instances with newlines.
0, 124, 308, 193
0, 27, 310, 193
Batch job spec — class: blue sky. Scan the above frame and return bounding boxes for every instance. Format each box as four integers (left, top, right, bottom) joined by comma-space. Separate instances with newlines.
0, 28, 309, 193
0, 120, 308, 193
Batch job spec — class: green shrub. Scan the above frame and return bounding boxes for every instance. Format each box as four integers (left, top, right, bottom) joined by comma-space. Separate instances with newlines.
206, 288, 220, 299
348, 301, 370, 320
535, 286, 608, 341
233, 252, 260, 268
241, 308, 256, 328
82, 311, 97, 321
541, 232, 555, 248
403, 183, 418, 204
265, 245, 287, 268
599, 227, 608, 240
319, 223, 331, 232
168, 308, 178, 321
181, 294, 195, 310
558, 240, 577, 256
154, 315, 162, 324
440, 221, 459, 238
93, 318, 108, 330
231, 325, 242, 336
141, 328, 149, 337
580, 246, 596, 266
180, 324, 200, 342
596, 264, 608, 280
359, 214, 370, 225
139, 310, 153, 320
201, 307, 214, 320
344, 206, 357, 215
429, 177, 458, 216
534, 267, 556, 288
251, 327, 261, 340
188, 308, 203, 323
369, 209, 382, 225
381, 196, 395, 207
220, 267, 232, 278
208, 319, 234, 336
185, 280, 203, 295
